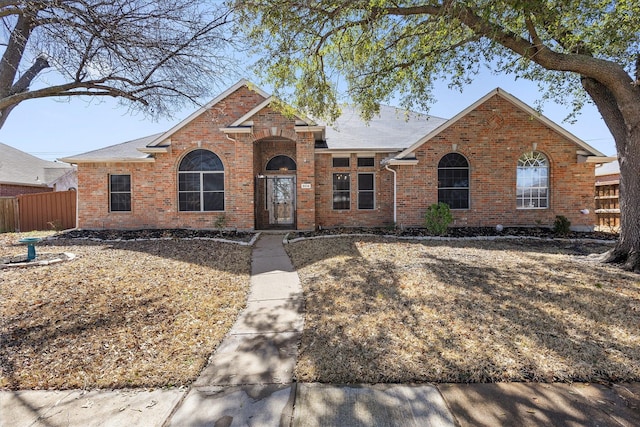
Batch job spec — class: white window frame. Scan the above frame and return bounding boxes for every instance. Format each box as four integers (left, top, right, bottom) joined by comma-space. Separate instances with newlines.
357, 172, 375, 210
516, 151, 549, 209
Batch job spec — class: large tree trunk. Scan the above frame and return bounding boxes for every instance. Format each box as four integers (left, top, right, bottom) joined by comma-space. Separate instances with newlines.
604, 131, 640, 272
582, 78, 640, 272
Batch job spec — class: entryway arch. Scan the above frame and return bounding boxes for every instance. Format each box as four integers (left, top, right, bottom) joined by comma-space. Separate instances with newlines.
254, 137, 298, 230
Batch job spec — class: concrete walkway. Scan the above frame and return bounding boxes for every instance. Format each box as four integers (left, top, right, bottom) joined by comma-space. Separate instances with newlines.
167, 233, 304, 426
2, 233, 640, 426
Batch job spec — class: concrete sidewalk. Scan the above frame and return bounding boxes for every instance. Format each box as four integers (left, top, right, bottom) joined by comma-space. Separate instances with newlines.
2, 233, 639, 426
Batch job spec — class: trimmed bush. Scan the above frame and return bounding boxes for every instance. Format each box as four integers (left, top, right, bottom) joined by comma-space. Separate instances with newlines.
553, 215, 571, 235
424, 202, 453, 236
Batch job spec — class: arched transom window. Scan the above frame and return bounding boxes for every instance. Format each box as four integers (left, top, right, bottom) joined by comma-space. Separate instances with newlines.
178, 149, 224, 211
266, 155, 297, 171
438, 153, 469, 209
517, 151, 549, 209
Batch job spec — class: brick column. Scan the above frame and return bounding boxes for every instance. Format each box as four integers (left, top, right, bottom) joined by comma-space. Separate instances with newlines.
296, 132, 316, 230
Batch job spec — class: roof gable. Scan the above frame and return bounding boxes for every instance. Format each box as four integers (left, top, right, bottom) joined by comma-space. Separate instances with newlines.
146, 79, 271, 147
225, 96, 318, 128
393, 88, 606, 160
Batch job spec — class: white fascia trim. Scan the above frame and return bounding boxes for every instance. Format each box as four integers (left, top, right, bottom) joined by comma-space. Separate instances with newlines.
145, 79, 270, 147
385, 158, 419, 166
585, 156, 617, 163
59, 157, 155, 164
220, 127, 253, 134
0, 180, 50, 188
395, 88, 606, 160
294, 125, 325, 133
138, 145, 171, 154
316, 148, 400, 154
229, 97, 275, 126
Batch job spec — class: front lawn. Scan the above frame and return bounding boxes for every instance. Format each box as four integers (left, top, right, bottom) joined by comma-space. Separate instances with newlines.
1, 233, 251, 390
287, 237, 640, 384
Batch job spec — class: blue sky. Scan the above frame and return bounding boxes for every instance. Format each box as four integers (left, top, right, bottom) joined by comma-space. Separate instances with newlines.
0, 70, 616, 162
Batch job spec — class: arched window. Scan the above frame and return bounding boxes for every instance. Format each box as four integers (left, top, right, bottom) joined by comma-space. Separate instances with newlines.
266, 155, 297, 171
517, 151, 549, 209
438, 153, 469, 209
178, 149, 224, 211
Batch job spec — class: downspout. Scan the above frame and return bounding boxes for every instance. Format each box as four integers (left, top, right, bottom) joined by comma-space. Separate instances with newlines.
384, 164, 397, 224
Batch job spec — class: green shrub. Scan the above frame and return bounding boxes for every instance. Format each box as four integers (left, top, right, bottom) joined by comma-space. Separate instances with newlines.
214, 214, 227, 235
424, 203, 453, 236
553, 215, 571, 235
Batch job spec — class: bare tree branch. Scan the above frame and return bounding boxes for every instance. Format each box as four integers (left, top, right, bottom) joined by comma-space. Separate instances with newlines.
0, 0, 238, 128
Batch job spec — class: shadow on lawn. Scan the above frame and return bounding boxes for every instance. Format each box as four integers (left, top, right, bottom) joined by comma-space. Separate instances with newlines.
287, 236, 640, 385
0, 237, 253, 390
38, 236, 252, 275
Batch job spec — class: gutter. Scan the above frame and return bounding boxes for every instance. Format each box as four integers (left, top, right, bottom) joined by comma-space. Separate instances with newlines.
384, 164, 397, 224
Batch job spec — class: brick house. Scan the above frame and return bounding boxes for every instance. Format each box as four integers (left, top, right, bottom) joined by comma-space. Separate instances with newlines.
0, 142, 76, 197
61, 79, 611, 232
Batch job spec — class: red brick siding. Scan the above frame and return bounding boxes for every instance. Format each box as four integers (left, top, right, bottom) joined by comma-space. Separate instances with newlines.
76, 91, 596, 231
314, 153, 394, 228
391, 96, 596, 229
0, 184, 52, 197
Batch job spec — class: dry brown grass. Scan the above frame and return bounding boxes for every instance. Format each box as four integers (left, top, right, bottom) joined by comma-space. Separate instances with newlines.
1, 232, 251, 390
287, 237, 640, 384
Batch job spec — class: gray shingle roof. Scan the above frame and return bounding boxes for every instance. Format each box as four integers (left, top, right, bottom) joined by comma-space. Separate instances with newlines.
0, 142, 74, 187
60, 133, 162, 163
63, 106, 446, 161
320, 105, 447, 151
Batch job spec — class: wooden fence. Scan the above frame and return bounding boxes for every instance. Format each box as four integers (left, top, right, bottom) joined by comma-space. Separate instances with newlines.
0, 197, 18, 232
17, 190, 77, 232
595, 180, 620, 231
0, 190, 76, 233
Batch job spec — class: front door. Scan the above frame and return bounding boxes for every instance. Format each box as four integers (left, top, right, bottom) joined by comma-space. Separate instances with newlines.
267, 176, 295, 226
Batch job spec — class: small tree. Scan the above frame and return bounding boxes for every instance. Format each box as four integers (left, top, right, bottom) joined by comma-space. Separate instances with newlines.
553, 215, 572, 236
424, 203, 453, 236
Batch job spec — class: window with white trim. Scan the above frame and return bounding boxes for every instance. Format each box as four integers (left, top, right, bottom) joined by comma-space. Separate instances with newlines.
333, 173, 350, 210
517, 151, 549, 209
332, 157, 350, 168
438, 153, 469, 209
109, 174, 131, 212
178, 149, 224, 211
357, 173, 374, 209
357, 157, 375, 167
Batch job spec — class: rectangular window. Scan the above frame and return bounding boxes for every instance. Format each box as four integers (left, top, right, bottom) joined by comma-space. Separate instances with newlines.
333, 173, 350, 210
332, 157, 350, 168
109, 174, 131, 212
357, 157, 375, 167
357, 173, 375, 210
178, 172, 224, 211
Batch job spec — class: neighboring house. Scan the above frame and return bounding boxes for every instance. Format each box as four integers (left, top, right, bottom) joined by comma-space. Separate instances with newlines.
61, 79, 612, 232
0, 142, 77, 196
595, 160, 620, 230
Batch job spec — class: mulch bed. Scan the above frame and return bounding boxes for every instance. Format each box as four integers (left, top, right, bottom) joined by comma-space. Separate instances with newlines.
58, 228, 257, 242
291, 226, 618, 240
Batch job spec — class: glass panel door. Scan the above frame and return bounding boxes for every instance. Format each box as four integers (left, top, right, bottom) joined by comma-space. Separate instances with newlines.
267, 177, 295, 225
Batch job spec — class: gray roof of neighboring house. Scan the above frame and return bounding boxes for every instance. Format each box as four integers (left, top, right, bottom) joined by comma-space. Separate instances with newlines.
60, 133, 162, 163
0, 142, 74, 187
319, 105, 447, 151
595, 159, 620, 176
